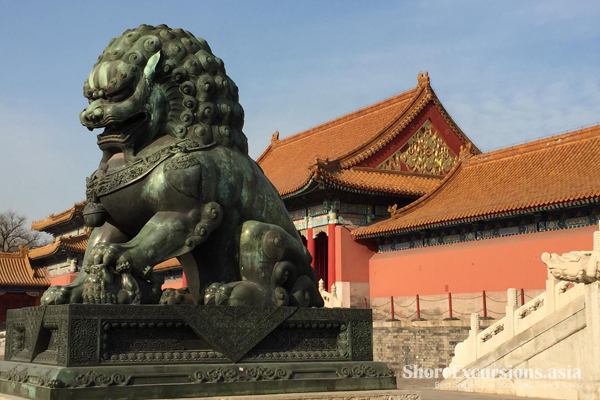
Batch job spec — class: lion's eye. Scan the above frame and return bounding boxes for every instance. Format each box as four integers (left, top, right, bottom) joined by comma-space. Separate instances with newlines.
107, 87, 133, 102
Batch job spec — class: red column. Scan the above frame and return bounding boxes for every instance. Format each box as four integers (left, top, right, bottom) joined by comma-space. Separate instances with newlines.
307, 227, 315, 269
327, 223, 336, 291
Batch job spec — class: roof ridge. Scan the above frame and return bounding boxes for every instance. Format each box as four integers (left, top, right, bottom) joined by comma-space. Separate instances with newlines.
336, 89, 429, 167
255, 141, 274, 164
24, 251, 35, 279
470, 124, 600, 166
430, 95, 482, 155
279, 172, 317, 197
31, 210, 68, 225
338, 72, 481, 168
28, 240, 60, 256
62, 233, 89, 241
349, 166, 445, 179
354, 160, 464, 236
0, 251, 27, 257
31, 200, 86, 226
317, 166, 439, 197
271, 87, 419, 149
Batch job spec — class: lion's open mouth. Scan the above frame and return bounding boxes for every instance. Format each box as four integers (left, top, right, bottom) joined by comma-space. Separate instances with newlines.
96, 113, 147, 148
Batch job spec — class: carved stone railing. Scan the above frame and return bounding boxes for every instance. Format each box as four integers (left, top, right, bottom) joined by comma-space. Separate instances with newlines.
446, 226, 600, 374
555, 279, 585, 310
444, 225, 600, 398
318, 279, 342, 308
514, 291, 546, 335
0, 331, 5, 360
448, 276, 585, 373
47, 259, 78, 277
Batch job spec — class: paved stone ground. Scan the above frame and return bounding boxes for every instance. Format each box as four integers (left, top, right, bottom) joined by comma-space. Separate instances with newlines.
397, 378, 552, 400
0, 379, 554, 400
0, 388, 554, 400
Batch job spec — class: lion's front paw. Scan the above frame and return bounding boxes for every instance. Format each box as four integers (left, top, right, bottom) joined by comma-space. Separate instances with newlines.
87, 242, 146, 277
203, 282, 223, 305
82, 263, 118, 304
88, 242, 122, 269
160, 287, 194, 305
203, 282, 266, 306
40, 286, 72, 305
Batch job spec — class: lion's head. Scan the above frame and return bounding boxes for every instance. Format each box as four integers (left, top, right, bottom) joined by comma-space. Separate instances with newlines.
80, 24, 247, 160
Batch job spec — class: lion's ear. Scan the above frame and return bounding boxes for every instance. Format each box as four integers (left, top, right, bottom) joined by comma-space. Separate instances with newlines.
144, 51, 161, 83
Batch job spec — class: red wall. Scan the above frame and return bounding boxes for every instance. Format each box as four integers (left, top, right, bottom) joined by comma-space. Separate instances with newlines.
336, 226, 376, 283
49, 273, 78, 287
162, 278, 184, 290
369, 225, 596, 297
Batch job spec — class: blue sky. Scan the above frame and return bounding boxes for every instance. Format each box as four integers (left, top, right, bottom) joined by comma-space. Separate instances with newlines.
1, 1, 599, 224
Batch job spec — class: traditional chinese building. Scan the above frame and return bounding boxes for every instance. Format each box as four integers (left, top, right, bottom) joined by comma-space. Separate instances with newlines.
29, 202, 89, 286
257, 72, 480, 306
0, 248, 49, 323
353, 126, 600, 303
258, 72, 600, 310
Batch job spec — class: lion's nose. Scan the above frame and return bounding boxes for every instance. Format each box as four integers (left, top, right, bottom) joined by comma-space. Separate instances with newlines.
84, 106, 104, 121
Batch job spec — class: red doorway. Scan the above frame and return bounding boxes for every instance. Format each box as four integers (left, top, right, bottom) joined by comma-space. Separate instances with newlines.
314, 232, 328, 285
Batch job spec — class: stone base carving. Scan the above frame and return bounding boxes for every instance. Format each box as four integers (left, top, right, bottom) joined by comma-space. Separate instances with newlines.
0, 305, 397, 399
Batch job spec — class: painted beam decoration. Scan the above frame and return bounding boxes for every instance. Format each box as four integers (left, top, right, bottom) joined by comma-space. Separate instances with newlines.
378, 208, 599, 253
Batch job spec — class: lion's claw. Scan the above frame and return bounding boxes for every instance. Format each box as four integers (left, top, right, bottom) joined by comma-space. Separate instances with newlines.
81, 263, 118, 304
115, 260, 131, 274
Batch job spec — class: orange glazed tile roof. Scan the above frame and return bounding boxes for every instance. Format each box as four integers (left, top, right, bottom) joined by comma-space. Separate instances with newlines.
317, 168, 441, 197
28, 233, 89, 260
0, 249, 50, 288
353, 125, 600, 238
258, 88, 418, 196
31, 201, 85, 232
153, 258, 181, 271
258, 72, 477, 198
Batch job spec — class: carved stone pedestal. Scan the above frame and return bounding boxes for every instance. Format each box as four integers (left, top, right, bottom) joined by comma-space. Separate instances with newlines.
0, 305, 397, 400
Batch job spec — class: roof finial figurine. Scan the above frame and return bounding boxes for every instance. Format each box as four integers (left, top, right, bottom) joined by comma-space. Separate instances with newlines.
271, 130, 279, 143
314, 157, 339, 171
459, 142, 474, 165
388, 204, 399, 218
417, 71, 430, 87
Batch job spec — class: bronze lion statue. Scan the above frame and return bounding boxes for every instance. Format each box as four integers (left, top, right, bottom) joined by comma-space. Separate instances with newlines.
41, 24, 323, 307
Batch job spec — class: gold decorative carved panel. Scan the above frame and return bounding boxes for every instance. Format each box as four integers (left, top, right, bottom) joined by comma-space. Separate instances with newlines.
376, 120, 457, 175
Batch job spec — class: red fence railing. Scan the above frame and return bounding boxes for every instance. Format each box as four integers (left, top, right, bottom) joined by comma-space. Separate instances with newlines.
368, 291, 519, 321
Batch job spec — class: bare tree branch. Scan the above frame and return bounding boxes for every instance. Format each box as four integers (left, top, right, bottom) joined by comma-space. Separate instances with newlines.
0, 210, 45, 252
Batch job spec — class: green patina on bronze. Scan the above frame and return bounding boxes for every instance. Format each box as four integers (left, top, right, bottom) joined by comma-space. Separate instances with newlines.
40, 24, 323, 308
0, 305, 397, 400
